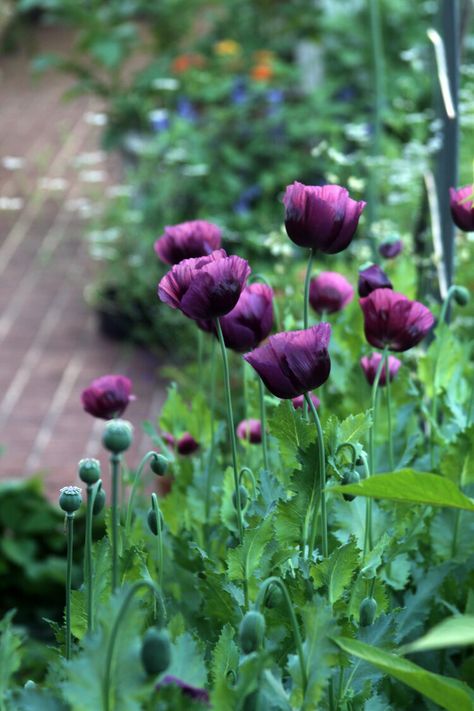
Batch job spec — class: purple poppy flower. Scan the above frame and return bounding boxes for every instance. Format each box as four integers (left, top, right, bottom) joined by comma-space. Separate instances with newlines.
360, 289, 434, 352
154, 220, 222, 265
157, 675, 210, 704
379, 238, 403, 259
360, 352, 402, 386
449, 185, 474, 232
158, 249, 251, 321
81, 375, 135, 420
309, 271, 354, 314
358, 264, 393, 297
292, 393, 320, 410
176, 432, 199, 455
283, 182, 366, 253
236, 418, 262, 444
243, 324, 331, 399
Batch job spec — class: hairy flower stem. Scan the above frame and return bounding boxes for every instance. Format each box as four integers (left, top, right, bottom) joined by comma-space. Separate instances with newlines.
110, 453, 121, 592
151, 493, 164, 590
361, 453, 372, 561
215, 319, 248, 607
85, 481, 102, 634
383, 351, 395, 471
65, 512, 74, 660
204, 338, 217, 526
124, 451, 160, 538
255, 577, 308, 699
305, 392, 328, 558
103, 581, 166, 711
303, 250, 315, 420
258, 378, 269, 471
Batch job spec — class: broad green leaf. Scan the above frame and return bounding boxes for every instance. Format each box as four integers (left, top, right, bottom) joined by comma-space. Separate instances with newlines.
396, 563, 452, 643
227, 516, 273, 597
400, 615, 474, 654
325, 411, 372, 468
440, 426, 474, 487
269, 400, 314, 477
167, 632, 207, 688
330, 470, 474, 511
210, 624, 239, 711
418, 324, 466, 399
0, 610, 24, 699
311, 539, 360, 605
11, 689, 68, 711
333, 636, 474, 711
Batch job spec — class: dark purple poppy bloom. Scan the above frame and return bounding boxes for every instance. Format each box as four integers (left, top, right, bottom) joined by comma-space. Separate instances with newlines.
236, 418, 262, 444
176, 432, 199, 455
379, 238, 403, 259
283, 182, 366, 253
360, 289, 434, 352
157, 676, 210, 704
449, 185, 474, 232
292, 393, 320, 410
81, 375, 134, 420
154, 220, 222, 265
158, 249, 251, 321
360, 352, 402, 386
243, 324, 331, 399
309, 271, 354, 314
358, 264, 393, 297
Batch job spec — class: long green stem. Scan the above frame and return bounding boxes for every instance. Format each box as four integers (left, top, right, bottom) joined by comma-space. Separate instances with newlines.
204, 338, 217, 525
151, 493, 164, 590
255, 577, 308, 698
65, 513, 74, 660
110, 453, 121, 592
103, 581, 166, 711
258, 378, 269, 471
303, 249, 315, 421
124, 451, 159, 537
85, 486, 93, 634
305, 392, 328, 558
360, 453, 372, 561
383, 351, 394, 471
365, 349, 387, 559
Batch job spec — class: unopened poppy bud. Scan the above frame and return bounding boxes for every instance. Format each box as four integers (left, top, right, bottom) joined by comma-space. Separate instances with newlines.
24, 680, 36, 690
141, 627, 171, 676
150, 453, 169, 476
232, 485, 248, 510
239, 611, 266, 654
265, 585, 283, 609
59, 486, 82, 513
93, 486, 106, 515
452, 285, 470, 306
147, 508, 164, 535
102, 419, 133, 454
359, 596, 377, 626
78, 458, 101, 485
341, 468, 360, 501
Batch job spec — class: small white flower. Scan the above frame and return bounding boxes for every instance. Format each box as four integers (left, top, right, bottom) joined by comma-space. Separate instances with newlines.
152, 78, 180, 91
2, 156, 25, 170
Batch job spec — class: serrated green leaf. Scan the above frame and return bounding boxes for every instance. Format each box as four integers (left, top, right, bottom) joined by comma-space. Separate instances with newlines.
349, 576, 388, 621
333, 636, 474, 711
210, 624, 239, 711
311, 539, 360, 605
330, 470, 474, 510
0, 610, 24, 699
167, 632, 207, 688
396, 563, 453, 643
268, 400, 314, 478
418, 324, 466, 399
440, 426, 474, 487
227, 516, 273, 597
400, 615, 474, 654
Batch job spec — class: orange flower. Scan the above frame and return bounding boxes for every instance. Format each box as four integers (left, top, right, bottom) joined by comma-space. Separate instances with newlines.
171, 53, 205, 74
251, 63, 273, 82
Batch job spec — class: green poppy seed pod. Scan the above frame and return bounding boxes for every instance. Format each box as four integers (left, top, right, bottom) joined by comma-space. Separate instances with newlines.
78, 458, 101, 485
453, 285, 470, 306
59, 486, 82, 513
342, 468, 360, 502
147, 507, 164, 535
93, 486, 106, 515
359, 596, 377, 626
24, 680, 36, 690
264, 584, 283, 609
141, 627, 171, 676
232, 485, 248, 510
102, 419, 133, 454
239, 611, 266, 654
150, 453, 169, 476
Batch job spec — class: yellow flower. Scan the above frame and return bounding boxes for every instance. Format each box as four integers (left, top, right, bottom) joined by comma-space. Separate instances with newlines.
214, 39, 242, 57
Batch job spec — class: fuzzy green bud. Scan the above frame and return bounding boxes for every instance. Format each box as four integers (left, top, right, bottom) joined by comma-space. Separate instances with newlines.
102, 419, 133, 454
78, 458, 101, 485
147, 508, 164, 535
150, 453, 169, 476
59, 486, 82, 513
452, 285, 470, 307
232, 485, 248, 510
359, 596, 377, 626
92, 486, 106, 515
141, 627, 171, 676
239, 611, 266, 654
341, 468, 360, 502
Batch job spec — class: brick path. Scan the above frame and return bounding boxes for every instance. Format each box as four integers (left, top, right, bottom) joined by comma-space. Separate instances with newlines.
0, 26, 167, 497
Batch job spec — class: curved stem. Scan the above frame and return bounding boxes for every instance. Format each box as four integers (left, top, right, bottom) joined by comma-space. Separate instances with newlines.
258, 378, 269, 471
305, 392, 328, 558
303, 250, 315, 420
335, 442, 358, 469
151, 493, 164, 590
103, 581, 166, 711
65, 513, 74, 660
125, 451, 159, 537
239, 467, 257, 500
204, 338, 217, 525
383, 351, 395, 471
110, 453, 121, 592
255, 577, 308, 699
215, 319, 248, 608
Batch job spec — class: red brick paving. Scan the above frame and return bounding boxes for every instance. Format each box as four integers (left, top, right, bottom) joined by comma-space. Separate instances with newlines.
0, 27, 167, 497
